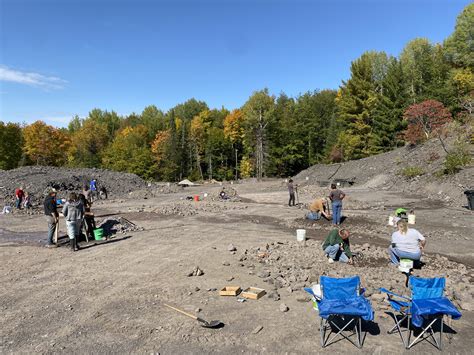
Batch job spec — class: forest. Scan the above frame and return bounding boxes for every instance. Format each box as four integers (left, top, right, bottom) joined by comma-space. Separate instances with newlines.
0, 4, 472, 181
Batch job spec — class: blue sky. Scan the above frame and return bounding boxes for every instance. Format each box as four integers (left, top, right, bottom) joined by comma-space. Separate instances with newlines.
0, 0, 470, 127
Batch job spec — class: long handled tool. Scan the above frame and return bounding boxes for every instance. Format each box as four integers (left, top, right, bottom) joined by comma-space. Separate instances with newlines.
54, 218, 59, 244
163, 304, 223, 328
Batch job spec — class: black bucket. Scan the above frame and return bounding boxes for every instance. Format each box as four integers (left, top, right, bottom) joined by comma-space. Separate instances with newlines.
464, 190, 474, 210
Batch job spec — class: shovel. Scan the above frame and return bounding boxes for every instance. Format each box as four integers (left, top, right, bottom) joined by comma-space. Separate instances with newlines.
164, 304, 223, 328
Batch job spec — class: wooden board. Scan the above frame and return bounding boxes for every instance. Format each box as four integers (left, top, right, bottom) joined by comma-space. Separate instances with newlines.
219, 286, 241, 296
241, 287, 266, 300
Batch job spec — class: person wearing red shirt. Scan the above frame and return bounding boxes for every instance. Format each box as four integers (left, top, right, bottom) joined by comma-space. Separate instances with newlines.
15, 187, 24, 209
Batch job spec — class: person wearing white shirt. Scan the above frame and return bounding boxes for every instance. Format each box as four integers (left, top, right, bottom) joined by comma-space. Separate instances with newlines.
389, 219, 426, 265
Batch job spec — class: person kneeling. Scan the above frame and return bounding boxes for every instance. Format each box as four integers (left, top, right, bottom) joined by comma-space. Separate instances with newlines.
62, 193, 85, 252
322, 229, 353, 264
306, 197, 331, 221
389, 219, 425, 266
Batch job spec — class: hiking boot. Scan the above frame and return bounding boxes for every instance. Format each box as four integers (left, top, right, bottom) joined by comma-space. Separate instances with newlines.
328, 258, 334, 264
70, 239, 76, 252
74, 238, 80, 251
45, 243, 58, 248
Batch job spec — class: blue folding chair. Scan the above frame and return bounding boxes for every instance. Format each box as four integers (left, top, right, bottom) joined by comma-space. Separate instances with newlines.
305, 276, 374, 348
380, 276, 462, 350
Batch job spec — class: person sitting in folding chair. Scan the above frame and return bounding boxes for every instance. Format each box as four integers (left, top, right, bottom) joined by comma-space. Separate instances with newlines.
304, 276, 374, 348
380, 276, 462, 350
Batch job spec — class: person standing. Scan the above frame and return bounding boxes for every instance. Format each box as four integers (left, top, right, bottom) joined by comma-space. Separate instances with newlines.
329, 183, 345, 225
322, 228, 353, 264
62, 192, 84, 252
23, 192, 32, 213
389, 219, 426, 265
15, 186, 24, 209
287, 179, 296, 207
43, 189, 59, 248
89, 179, 98, 201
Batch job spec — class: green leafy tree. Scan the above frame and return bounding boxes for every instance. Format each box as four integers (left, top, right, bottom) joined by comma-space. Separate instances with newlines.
141, 105, 166, 141
444, 3, 474, 69
370, 57, 408, 152
242, 89, 275, 179
335, 51, 382, 159
0, 122, 23, 170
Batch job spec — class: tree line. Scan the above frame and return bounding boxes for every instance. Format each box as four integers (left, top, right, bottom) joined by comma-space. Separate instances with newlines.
1, 4, 472, 181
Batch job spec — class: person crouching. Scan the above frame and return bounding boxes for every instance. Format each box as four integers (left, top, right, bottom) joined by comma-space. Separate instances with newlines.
322, 228, 353, 264
62, 192, 84, 252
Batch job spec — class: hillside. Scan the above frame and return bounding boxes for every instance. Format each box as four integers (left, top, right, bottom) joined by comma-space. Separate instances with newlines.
296, 136, 473, 206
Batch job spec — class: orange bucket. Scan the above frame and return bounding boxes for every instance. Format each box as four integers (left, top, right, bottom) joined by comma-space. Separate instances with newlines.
193, 195, 200, 202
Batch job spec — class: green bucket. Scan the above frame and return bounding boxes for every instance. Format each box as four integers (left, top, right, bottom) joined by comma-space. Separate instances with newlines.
93, 228, 104, 241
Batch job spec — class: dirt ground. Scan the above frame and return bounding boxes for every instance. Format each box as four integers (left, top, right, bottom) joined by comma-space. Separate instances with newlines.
1, 181, 473, 354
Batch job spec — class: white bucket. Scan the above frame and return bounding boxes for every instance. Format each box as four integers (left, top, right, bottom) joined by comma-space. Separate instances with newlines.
408, 214, 416, 225
296, 229, 306, 242
388, 215, 394, 226
398, 259, 413, 273
311, 284, 322, 310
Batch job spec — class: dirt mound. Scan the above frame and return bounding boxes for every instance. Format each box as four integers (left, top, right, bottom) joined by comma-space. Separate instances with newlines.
295, 137, 473, 206
0, 166, 148, 206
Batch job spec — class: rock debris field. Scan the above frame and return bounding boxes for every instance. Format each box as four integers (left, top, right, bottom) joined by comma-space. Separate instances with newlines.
1, 165, 473, 353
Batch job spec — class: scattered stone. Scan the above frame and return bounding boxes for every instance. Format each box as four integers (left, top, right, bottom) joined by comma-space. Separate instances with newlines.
222, 262, 230, 266
228, 244, 237, 252
268, 291, 280, 301
280, 303, 289, 312
187, 266, 204, 277
226, 276, 234, 282
257, 271, 270, 278
251, 325, 264, 334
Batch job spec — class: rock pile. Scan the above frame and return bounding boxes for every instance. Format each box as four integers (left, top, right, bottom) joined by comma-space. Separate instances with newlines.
233, 240, 474, 312
0, 166, 148, 205
153, 201, 247, 217
97, 216, 144, 236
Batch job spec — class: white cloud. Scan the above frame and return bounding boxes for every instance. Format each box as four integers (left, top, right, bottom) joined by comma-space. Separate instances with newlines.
0, 66, 67, 89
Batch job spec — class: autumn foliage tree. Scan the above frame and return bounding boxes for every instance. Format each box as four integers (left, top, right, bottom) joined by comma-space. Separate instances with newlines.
403, 100, 453, 150
23, 121, 70, 166
102, 125, 157, 179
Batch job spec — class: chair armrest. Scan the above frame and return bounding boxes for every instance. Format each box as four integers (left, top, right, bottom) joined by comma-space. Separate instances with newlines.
304, 287, 322, 301
379, 287, 411, 301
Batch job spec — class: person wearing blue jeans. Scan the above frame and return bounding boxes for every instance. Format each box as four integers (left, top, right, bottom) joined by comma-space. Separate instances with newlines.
332, 201, 342, 225
389, 247, 421, 265
329, 183, 345, 225
322, 229, 353, 264
389, 219, 425, 265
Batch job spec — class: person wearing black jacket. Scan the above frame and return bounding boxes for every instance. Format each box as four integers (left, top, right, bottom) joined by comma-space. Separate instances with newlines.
43, 189, 59, 247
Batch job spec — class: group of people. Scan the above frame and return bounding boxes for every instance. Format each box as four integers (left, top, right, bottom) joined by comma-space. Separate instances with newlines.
320, 218, 426, 267
14, 187, 32, 211
288, 178, 425, 268
321, 219, 426, 268
287, 180, 345, 226
43, 179, 100, 251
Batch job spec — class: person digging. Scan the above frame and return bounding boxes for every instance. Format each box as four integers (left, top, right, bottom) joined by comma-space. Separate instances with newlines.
322, 228, 353, 264
306, 197, 331, 221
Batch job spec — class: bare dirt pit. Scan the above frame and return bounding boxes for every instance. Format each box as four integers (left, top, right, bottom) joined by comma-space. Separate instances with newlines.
1, 180, 473, 354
